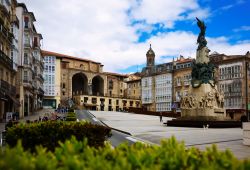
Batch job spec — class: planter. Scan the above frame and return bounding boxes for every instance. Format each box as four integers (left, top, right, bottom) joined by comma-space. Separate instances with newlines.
243, 122, 250, 146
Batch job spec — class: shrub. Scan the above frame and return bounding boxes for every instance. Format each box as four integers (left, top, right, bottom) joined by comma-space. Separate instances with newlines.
66, 112, 76, 121
0, 137, 249, 170
65, 116, 76, 121
5, 121, 111, 151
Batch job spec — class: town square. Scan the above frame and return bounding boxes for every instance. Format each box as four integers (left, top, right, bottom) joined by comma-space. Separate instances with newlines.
0, 0, 250, 169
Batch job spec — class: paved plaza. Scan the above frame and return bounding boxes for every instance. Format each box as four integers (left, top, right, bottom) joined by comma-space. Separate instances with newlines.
90, 111, 250, 160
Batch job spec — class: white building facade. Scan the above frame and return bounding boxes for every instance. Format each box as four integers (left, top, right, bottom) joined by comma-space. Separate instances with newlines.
155, 73, 172, 111
43, 55, 61, 109
218, 62, 243, 110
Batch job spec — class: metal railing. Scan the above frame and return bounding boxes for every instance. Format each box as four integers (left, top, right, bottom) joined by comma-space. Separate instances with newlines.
0, 50, 13, 70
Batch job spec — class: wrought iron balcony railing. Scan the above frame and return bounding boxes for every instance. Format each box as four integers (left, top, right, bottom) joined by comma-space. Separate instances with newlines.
0, 50, 13, 70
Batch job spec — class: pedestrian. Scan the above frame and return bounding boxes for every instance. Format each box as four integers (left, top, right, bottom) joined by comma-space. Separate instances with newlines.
159, 112, 163, 122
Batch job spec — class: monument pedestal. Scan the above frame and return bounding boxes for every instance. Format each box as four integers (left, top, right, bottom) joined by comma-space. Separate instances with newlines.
181, 84, 227, 121
243, 122, 250, 146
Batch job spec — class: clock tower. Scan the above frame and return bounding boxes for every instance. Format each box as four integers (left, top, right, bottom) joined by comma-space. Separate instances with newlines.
146, 44, 155, 67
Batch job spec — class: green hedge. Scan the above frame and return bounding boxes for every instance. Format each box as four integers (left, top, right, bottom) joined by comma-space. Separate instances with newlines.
5, 121, 111, 151
66, 112, 76, 121
0, 137, 249, 170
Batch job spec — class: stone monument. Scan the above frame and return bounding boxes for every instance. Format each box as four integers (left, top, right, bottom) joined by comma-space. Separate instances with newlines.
180, 18, 226, 121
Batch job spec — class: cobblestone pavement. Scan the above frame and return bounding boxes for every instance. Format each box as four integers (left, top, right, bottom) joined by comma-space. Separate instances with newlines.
90, 111, 250, 160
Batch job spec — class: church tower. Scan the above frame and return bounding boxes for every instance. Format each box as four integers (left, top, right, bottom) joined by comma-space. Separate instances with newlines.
146, 44, 155, 67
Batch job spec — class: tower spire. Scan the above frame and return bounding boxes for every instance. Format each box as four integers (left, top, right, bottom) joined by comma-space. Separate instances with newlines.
146, 44, 155, 67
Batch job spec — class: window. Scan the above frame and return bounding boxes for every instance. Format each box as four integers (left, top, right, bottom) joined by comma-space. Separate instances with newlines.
24, 34, 29, 44
34, 37, 38, 47
51, 76, 55, 84
24, 16, 29, 28
24, 53, 28, 64
84, 97, 88, 103
24, 71, 28, 81
62, 83, 65, 88
109, 80, 113, 89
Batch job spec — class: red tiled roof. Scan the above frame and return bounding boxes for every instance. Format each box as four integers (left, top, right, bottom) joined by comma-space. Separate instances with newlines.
103, 72, 128, 77
176, 58, 193, 63
41, 50, 101, 64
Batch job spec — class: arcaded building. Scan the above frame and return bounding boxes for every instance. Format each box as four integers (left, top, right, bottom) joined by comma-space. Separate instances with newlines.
42, 50, 141, 111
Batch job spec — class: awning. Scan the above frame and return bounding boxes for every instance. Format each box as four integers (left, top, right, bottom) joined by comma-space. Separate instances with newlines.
6, 94, 21, 107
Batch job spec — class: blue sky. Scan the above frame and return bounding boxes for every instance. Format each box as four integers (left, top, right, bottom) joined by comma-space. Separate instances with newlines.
21, 0, 250, 73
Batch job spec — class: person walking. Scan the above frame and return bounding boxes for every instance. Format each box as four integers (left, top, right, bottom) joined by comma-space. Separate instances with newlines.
159, 112, 163, 122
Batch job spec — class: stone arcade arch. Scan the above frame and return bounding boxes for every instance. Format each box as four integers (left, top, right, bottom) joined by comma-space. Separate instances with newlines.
92, 75, 104, 96
72, 73, 88, 96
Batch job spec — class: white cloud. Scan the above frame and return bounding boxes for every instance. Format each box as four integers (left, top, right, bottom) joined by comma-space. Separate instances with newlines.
19, 0, 250, 72
130, 0, 209, 27
233, 26, 250, 32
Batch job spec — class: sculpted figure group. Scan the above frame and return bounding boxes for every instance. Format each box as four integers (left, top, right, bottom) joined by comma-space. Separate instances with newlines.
180, 90, 224, 109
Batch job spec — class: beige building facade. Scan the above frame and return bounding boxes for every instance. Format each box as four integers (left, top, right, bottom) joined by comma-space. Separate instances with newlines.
172, 56, 194, 113
0, 0, 20, 122
125, 73, 141, 100
42, 50, 141, 111
210, 52, 250, 120
15, 3, 43, 118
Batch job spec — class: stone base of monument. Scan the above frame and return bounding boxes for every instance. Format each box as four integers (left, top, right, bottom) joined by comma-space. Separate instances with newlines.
166, 119, 241, 128
165, 83, 241, 128
243, 122, 250, 146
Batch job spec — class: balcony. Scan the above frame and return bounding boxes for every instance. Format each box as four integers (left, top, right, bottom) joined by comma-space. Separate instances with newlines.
24, 40, 31, 48
0, 50, 13, 70
0, 21, 13, 44
0, 79, 9, 93
0, 79, 16, 97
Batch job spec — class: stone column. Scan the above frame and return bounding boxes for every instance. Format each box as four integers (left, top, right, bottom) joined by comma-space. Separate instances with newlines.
88, 83, 92, 95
